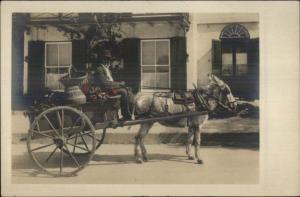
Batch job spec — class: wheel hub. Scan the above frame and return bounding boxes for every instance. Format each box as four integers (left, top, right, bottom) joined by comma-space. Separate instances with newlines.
53, 137, 64, 149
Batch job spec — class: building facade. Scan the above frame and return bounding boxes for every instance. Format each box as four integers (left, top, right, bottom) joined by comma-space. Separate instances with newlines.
12, 13, 259, 110
12, 13, 190, 109
188, 13, 259, 100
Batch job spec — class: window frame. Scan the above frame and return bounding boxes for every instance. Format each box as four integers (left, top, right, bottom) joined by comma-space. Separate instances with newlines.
44, 41, 72, 91
221, 39, 248, 77
140, 39, 171, 92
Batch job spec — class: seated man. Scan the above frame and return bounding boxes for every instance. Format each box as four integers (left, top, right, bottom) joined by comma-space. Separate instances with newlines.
92, 49, 134, 120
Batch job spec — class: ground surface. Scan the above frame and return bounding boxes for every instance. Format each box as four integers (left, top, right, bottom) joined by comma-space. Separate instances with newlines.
12, 143, 259, 184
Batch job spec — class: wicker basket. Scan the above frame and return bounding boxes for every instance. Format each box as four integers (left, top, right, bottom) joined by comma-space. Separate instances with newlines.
60, 71, 87, 88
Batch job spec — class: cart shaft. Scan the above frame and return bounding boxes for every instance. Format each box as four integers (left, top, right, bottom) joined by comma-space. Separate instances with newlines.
117, 111, 208, 127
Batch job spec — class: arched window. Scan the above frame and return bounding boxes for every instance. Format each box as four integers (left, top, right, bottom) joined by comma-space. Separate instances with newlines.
220, 24, 250, 40
219, 24, 250, 76
211, 23, 259, 99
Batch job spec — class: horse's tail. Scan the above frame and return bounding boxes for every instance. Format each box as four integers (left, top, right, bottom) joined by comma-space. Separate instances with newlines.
127, 95, 138, 130
199, 114, 209, 129
131, 103, 136, 120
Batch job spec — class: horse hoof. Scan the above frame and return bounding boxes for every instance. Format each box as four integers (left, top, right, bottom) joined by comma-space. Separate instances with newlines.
142, 156, 148, 162
197, 159, 203, 164
136, 158, 143, 164
188, 156, 195, 160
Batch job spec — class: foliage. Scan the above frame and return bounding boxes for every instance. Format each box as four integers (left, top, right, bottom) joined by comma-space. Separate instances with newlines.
57, 13, 123, 63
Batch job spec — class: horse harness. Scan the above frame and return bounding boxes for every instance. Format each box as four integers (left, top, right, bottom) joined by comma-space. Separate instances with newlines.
148, 91, 196, 116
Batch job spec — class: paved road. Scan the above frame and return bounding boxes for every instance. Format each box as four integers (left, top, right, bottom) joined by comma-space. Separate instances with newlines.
12, 143, 259, 184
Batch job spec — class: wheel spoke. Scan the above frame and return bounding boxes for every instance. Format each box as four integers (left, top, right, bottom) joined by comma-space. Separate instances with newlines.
72, 132, 79, 153
65, 116, 82, 135
79, 133, 89, 151
36, 121, 41, 132
60, 149, 63, 175
86, 133, 101, 143
56, 111, 62, 129
63, 144, 81, 168
67, 131, 93, 140
43, 114, 60, 136
31, 143, 55, 152
66, 142, 90, 152
32, 129, 54, 139
44, 146, 58, 163
61, 109, 64, 131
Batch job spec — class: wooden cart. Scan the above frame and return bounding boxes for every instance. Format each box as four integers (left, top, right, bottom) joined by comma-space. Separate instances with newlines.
26, 93, 207, 177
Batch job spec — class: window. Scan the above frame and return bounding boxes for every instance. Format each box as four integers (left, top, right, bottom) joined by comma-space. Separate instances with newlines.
45, 42, 72, 90
141, 40, 170, 91
219, 24, 250, 76
221, 40, 248, 76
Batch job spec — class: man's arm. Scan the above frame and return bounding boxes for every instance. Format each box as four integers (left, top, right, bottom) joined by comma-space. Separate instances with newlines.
94, 66, 124, 90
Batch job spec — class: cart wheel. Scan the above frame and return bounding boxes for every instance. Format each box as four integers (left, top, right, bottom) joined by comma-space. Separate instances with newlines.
27, 106, 96, 177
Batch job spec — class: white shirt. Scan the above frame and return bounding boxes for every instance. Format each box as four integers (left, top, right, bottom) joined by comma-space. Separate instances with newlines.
102, 63, 114, 82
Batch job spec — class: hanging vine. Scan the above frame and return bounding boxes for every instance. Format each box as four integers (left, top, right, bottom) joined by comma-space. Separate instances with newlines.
50, 13, 123, 64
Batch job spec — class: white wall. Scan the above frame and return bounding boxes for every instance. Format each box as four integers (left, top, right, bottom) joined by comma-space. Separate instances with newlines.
121, 21, 184, 38
196, 13, 259, 24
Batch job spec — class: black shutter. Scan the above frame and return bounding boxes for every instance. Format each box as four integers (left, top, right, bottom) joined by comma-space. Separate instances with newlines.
122, 38, 140, 93
72, 39, 87, 71
212, 39, 222, 76
247, 38, 259, 75
170, 37, 187, 91
247, 38, 259, 99
27, 41, 45, 98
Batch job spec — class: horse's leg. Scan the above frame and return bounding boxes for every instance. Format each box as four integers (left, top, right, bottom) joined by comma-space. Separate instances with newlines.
186, 126, 195, 160
194, 126, 203, 164
140, 123, 153, 162
135, 123, 152, 163
134, 127, 142, 163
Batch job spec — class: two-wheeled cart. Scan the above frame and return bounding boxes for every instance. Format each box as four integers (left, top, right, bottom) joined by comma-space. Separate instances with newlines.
26, 91, 207, 177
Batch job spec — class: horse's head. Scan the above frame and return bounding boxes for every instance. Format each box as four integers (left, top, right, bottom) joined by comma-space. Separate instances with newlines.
192, 86, 218, 112
192, 74, 237, 114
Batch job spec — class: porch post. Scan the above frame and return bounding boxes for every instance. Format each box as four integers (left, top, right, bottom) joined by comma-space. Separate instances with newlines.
186, 13, 198, 90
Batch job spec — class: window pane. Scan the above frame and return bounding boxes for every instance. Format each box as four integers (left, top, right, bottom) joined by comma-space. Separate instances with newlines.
59, 43, 72, 66
236, 53, 248, 75
46, 67, 59, 74
142, 66, 155, 73
141, 66, 155, 89
236, 64, 248, 75
156, 41, 169, 65
236, 53, 247, 65
156, 66, 169, 89
222, 53, 233, 76
46, 44, 58, 67
156, 66, 169, 73
142, 41, 155, 65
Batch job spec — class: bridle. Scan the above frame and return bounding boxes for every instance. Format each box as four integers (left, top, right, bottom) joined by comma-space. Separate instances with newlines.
192, 83, 235, 113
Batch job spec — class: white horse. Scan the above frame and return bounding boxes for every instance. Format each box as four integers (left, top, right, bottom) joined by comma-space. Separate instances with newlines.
131, 75, 235, 164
